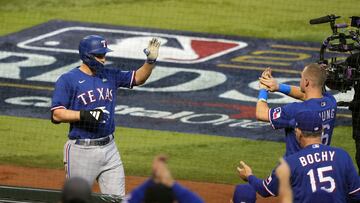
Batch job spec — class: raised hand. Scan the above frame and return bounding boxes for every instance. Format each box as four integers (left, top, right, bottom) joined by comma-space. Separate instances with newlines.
237, 161, 253, 181
143, 38, 161, 64
260, 76, 279, 92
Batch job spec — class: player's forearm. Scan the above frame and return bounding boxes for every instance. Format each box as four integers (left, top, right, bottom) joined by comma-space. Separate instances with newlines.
248, 175, 273, 197
288, 86, 306, 101
256, 101, 270, 122
134, 63, 155, 85
52, 109, 80, 123
275, 83, 305, 101
278, 182, 293, 203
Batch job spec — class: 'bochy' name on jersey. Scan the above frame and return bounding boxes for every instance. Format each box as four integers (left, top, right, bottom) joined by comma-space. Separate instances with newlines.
319, 108, 336, 121
77, 88, 113, 105
298, 150, 335, 167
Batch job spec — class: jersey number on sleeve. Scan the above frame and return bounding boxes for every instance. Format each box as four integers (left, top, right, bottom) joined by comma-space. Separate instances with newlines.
306, 166, 336, 193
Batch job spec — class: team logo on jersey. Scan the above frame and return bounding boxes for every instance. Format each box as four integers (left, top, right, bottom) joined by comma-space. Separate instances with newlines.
272, 107, 282, 120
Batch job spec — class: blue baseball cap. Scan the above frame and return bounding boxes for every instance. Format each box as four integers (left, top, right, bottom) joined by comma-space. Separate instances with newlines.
290, 111, 323, 133
233, 184, 256, 203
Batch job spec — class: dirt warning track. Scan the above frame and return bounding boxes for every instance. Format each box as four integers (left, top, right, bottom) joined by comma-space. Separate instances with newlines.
0, 164, 278, 203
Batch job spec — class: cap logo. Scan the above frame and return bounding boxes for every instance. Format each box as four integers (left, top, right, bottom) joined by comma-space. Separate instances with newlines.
312, 144, 320, 148
101, 40, 107, 48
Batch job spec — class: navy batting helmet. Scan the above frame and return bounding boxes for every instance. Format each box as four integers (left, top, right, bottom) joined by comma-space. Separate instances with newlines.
79, 35, 112, 73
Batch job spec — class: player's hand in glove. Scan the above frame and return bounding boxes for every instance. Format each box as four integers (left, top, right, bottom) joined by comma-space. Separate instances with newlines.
80, 109, 103, 124
143, 38, 160, 64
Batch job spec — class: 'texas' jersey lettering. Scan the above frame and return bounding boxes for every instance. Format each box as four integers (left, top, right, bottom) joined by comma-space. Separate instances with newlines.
51, 67, 135, 139
77, 88, 113, 105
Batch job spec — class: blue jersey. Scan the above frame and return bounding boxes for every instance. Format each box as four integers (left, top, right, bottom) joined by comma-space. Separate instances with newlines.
51, 67, 135, 139
285, 144, 360, 203
124, 179, 204, 203
269, 92, 337, 156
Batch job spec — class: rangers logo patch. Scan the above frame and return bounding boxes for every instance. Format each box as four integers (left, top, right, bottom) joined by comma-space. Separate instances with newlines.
272, 107, 282, 120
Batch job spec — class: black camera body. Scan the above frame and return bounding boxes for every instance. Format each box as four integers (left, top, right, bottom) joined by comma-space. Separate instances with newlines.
312, 15, 360, 172
325, 52, 360, 92
310, 15, 360, 93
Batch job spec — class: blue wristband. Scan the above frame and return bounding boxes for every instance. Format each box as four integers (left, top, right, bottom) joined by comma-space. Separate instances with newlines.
278, 83, 291, 95
258, 89, 268, 102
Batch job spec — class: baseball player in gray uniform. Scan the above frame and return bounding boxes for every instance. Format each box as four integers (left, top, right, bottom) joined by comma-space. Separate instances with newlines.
51, 35, 160, 200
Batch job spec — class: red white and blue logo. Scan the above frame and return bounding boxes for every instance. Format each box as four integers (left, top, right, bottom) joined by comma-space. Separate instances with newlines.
17, 26, 247, 64
0, 20, 350, 141
272, 107, 282, 120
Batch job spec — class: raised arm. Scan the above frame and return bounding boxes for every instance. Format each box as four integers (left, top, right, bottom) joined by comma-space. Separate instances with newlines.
134, 38, 160, 86
256, 72, 270, 122
256, 100, 270, 122
134, 63, 155, 86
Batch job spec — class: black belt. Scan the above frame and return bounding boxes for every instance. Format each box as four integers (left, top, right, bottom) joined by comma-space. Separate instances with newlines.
74, 134, 113, 146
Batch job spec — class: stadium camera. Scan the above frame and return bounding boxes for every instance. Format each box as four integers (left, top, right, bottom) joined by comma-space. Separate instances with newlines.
310, 14, 360, 93
310, 14, 360, 172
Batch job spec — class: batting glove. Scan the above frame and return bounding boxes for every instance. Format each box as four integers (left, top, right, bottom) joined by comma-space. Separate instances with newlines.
143, 38, 160, 64
80, 109, 103, 124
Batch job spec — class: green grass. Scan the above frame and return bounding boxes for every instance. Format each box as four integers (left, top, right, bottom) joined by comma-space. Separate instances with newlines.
0, 0, 357, 185
0, 0, 358, 42
0, 115, 355, 184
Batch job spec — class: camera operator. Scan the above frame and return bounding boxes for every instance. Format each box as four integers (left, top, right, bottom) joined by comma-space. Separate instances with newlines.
347, 52, 360, 173
311, 15, 360, 173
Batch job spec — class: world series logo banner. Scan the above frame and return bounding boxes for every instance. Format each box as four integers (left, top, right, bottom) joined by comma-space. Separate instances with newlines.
0, 20, 352, 141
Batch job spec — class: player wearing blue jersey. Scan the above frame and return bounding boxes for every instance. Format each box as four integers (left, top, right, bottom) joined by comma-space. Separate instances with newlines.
257, 64, 337, 156
51, 35, 160, 200
238, 111, 360, 203
282, 111, 360, 203
124, 155, 204, 203
236, 64, 337, 200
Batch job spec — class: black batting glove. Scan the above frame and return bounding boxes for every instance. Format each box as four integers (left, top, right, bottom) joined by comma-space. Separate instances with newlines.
80, 109, 103, 124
